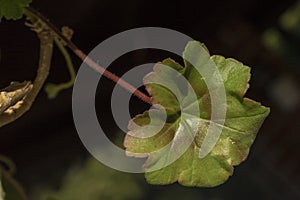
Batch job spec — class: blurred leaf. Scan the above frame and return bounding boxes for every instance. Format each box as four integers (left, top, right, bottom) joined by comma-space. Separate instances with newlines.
263, 0, 300, 70
0, 0, 32, 21
124, 41, 270, 187
262, 29, 283, 54
280, 0, 300, 36
32, 158, 143, 200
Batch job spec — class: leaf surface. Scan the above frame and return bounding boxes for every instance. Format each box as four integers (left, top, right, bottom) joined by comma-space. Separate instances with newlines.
0, 0, 32, 21
124, 41, 270, 187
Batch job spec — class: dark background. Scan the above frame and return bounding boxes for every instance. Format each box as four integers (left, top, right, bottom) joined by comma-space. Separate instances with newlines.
1, 0, 300, 199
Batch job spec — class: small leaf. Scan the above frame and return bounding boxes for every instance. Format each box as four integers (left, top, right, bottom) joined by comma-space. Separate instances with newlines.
124, 41, 270, 187
0, 0, 32, 21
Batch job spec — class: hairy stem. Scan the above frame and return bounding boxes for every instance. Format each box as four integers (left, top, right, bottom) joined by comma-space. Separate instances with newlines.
0, 29, 54, 127
24, 7, 152, 105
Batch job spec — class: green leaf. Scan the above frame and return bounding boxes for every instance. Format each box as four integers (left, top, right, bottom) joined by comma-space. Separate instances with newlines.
0, 0, 32, 21
124, 41, 270, 187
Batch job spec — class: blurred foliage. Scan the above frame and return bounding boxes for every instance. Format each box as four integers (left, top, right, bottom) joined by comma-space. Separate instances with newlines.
279, 1, 300, 37
263, 0, 300, 69
263, 29, 283, 53
0, 0, 32, 21
31, 158, 143, 200
31, 157, 143, 200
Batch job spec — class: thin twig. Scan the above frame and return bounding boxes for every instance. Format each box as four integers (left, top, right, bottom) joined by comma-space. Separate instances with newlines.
44, 38, 76, 99
24, 7, 152, 105
54, 37, 76, 83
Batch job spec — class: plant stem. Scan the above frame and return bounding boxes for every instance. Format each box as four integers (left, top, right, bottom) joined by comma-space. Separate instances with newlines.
54, 37, 76, 84
0, 167, 30, 200
24, 7, 152, 105
0, 29, 54, 127
44, 38, 76, 99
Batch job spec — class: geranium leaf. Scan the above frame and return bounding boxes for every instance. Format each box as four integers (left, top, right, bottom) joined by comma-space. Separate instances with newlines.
124, 41, 270, 187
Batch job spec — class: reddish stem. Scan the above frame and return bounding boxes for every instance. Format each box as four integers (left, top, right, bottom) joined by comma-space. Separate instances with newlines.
25, 7, 152, 105
74, 49, 152, 104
